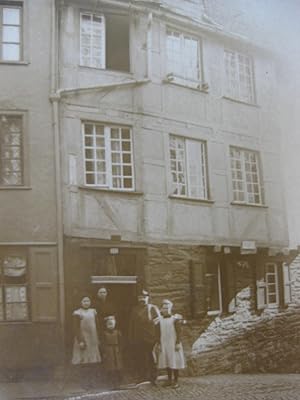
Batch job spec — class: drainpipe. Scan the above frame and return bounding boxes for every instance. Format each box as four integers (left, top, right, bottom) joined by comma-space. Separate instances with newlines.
50, 0, 65, 352
146, 12, 153, 79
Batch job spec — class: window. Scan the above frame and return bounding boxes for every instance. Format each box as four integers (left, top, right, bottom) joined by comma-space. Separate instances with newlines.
0, 3, 22, 61
256, 262, 279, 309
230, 147, 262, 205
0, 114, 23, 186
80, 12, 130, 72
169, 135, 208, 199
166, 29, 200, 81
205, 260, 222, 315
0, 250, 29, 321
224, 50, 255, 103
83, 122, 134, 190
283, 263, 292, 305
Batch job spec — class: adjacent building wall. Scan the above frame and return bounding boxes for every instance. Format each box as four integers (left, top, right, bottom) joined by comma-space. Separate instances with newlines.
0, 0, 61, 369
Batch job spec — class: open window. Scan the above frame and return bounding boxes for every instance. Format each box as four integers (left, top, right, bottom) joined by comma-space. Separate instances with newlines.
205, 257, 222, 315
80, 12, 130, 72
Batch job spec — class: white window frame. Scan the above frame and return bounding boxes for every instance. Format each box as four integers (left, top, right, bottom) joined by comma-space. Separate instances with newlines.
0, 113, 24, 186
0, 3, 23, 62
0, 248, 30, 322
82, 122, 135, 191
265, 262, 279, 306
283, 262, 292, 305
206, 263, 223, 316
80, 12, 106, 69
169, 135, 208, 200
224, 49, 255, 103
230, 146, 263, 205
166, 28, 201, 82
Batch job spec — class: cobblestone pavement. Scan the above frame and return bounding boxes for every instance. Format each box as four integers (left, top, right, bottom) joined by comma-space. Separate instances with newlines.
64, 374, 300, 400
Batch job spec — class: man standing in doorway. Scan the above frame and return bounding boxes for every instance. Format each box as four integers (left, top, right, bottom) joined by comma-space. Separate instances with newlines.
95, 287, 115, 331
128, 289, 161, 385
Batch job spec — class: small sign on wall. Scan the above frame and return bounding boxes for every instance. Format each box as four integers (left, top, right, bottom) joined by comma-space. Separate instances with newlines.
109, 248, 119, 255
241, 241, 257, 254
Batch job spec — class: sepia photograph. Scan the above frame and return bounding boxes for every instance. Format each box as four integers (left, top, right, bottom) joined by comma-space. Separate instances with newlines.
1, 0, 300, 399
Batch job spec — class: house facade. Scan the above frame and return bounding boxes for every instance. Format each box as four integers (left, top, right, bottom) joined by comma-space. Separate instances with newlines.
56, 0, 299, 372
0, 0, 62, 372
1, 0, 299, 375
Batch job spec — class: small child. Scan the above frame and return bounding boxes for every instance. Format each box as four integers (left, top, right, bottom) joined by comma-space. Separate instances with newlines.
156, 299, 185, 388
101, 315, 123, 389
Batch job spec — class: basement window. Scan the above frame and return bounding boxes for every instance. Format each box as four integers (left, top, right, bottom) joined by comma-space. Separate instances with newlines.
80, 12, 130, 72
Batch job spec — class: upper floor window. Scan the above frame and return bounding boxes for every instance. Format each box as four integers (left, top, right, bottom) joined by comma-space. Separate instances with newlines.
166, 29, 200, 82
83, 122, 134, 190
0, 251, 29, 321
169, 135, 208, 200
230, 147, 262, 205
0, 114, 23, 186
224, 50, 255, 103
0, 3, 22, 61
80, 12, 130, 72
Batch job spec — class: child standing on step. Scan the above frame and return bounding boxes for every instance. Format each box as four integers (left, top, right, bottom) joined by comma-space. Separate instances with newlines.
101, 315, 123, 389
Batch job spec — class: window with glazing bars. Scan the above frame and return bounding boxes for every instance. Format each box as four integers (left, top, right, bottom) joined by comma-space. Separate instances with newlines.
224, 50, 255, 103
166, 29, 200, 81
80, 13, 105, 68
265, 262, 279, 305
83, 122, 134, 190
0, 251, 29, 321
169, 135, 208, 199
0, 115, 23, 186
230, 147, 262, 205
0, 3, 22, 61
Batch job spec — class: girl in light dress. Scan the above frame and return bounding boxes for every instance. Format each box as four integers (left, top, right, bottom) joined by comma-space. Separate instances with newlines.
72, 296, 101, 389
156, 299, 185, 388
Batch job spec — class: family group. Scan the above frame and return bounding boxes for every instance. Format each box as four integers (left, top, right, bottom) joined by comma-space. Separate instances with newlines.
71, 287, 185, 389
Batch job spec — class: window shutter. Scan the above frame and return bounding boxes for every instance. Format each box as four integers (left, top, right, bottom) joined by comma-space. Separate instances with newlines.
226, 260, 237, 313
190, 248, 207, 318
30, 247, 58, 322
256, 260, 266, 310
283, 263, 292, 305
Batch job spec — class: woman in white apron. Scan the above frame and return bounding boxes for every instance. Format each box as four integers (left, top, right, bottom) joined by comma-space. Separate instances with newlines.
156, 299, 185, 388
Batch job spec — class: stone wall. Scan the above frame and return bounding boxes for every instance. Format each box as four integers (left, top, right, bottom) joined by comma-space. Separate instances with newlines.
145, 245, 300, 375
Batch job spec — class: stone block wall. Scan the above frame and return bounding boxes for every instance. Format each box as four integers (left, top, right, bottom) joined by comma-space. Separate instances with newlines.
145, 245, 300, 375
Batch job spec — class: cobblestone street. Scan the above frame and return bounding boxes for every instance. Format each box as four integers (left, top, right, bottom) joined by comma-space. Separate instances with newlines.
62, 374, 300, 400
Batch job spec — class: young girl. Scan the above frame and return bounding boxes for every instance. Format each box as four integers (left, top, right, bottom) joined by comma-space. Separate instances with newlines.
72, 296, 101, 365
156, 299, 185, 388
101, 315, 123, 389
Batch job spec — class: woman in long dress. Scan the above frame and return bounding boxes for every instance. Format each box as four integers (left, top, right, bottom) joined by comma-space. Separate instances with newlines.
72, 296, 101, 389
156, 299, 185, 388
72, 296, 101, 364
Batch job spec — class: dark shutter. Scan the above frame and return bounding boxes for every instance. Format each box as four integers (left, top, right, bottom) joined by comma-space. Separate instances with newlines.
256, 260, 266, 310
190, 248, 207, 318
30, 247, 58, 322
224, 259, 237, 313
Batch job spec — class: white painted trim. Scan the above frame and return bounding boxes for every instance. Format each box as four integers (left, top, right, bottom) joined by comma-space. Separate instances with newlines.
91, 275, 137, 284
